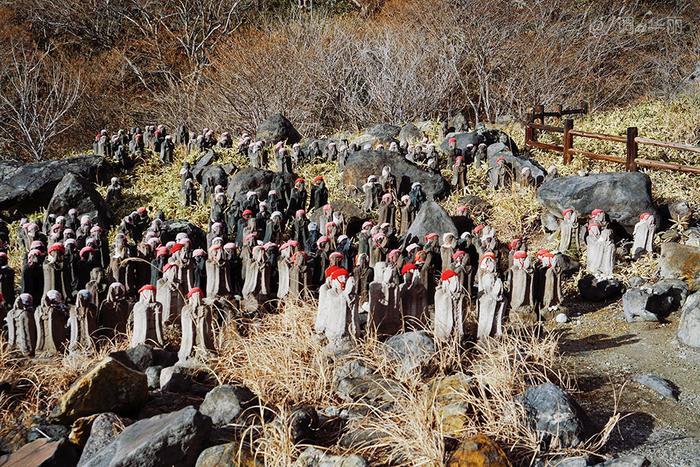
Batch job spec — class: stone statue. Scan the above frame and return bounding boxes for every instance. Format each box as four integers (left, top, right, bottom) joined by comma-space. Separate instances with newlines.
362, 176, 381, 212
378, 193, 396, 231
35, 290, 68, 356
106, 177, 122, 204
558, 209, 580, 256
98, 282, 130, 337
434, 269, 466, 341
506, 251, 535, 320
451, 156, 467, 194
632, 212, 655, 258
309, 176, 329, 212
440, 233, 457, 272
67, 290, 97, 353
368, 261, 402, 337
178, 288, 216, 363
5, 294, 36, 356
586, 222, 615, 278
476, 254, 505, 340
206, 244, 230, 298
316, 268, 358, 341
487, 156, 512, 190
399, 263, 428, 330
535, 250, 562, 320
156, 263, 184, 323
43, 243, 72, 303
131, 285, 164, 347
399, 195, 414, 236
409, 182, 427, 212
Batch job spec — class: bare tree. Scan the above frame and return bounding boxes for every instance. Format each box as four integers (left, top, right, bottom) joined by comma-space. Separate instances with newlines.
0, 47, 82, 161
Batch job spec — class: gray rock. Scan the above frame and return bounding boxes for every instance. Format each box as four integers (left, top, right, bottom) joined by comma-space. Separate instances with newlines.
199, 385, 258, 426
78, 413, 124, 467
191, 150, 218, 181
541, 211, 561, 233
519, 382, 589, 449
659, 243, 700, 291
145, 366, 163, 390
351, 123, 401, 147
159, 365, 209, 396
295, 446, 368, 467
26, 424, 70, 442
383, 331, 435, 374
677, 291, 700, 348
632, 374, 679, 401
554, 456, 589, 467
439, 129, 515, 154
161, 220, 207, 250
623, 279, 688, 322
117, 344, 177, 371
195, 442, 260, 467
342, 149, 450, 200
226, 167, 296, 205
555, 313, 569, 323
46, 173, 113, 227
487, 142, 547, 185
0, 155, 111, 218
80, 406, 211, 467
596, 455, 649, 467
578, 275, 624, 302
406, 201, 458, 241
398, 123, 423, 144
256, 113, 301, 145
537, 172, 656, 234
0, 438, 78, 467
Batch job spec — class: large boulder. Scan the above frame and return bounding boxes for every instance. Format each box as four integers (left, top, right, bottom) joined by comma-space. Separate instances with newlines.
439, 129, 518, 154
487, 142, 547, 186
352, 123, 401, 148
659, 243, 700, 291
198, 385, 258, 426
49, 356, 148, 424
383, 331, 435, 374
0, 438, 78, 466
227, 167, 296, 205
255, 114, 301, 145
431, 373, 474, 436
343, 150, 450, 200
578, 275, 624, 301
45, 173, 113, 227
446, 434, 509, 466
406, 201, 458, 241
80, 406, 211, 467
678, 291, 700, 348
537, 172, 656, 234
622, 279, 688, 322
78, 413, 125, 467
0, 155, 110, 218
519, 382, 589, 449
398, 123, 423, 144
161, 220, 206, 249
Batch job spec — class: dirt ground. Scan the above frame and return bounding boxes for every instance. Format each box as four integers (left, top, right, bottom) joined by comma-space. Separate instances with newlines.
550, 296, 700, 467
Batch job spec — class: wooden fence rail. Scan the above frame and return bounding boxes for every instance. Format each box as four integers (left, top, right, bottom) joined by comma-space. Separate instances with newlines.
524, 104, 700, 175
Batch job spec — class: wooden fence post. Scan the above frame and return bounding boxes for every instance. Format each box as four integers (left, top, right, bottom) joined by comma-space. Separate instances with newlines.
563, 119, 574, 165
554, 104, 562, 125
626, 127, 638, 171
534, 104, 544, 124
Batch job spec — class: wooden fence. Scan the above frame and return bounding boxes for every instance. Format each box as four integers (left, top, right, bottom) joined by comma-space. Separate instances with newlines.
524, 104, 700, 175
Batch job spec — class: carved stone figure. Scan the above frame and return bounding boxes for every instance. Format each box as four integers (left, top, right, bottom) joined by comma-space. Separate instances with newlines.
206, 244, 230, 298
131, 285, 164, 347
632, 212, 655, 258
399, 263, 428, 330
156, 263, 184, 324
476, 254, 505, 340
5, 294, 36, 356
506, 251, 535, 320
98, 282, 130, 337
178, 288, 216, 363
558, 209, 580, 255
35, 290, 68, 356
67, 290, 97, 353
316, 268, 357, 341
368, 262, 402, 337
434, 269, 466, 340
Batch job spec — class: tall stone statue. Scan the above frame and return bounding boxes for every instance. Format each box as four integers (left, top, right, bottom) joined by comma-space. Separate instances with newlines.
178, 288, 216, 363
378, 193, 396, 231
632, 212, 655, 258
5, 294, 36, 356
205, 244, 230, 298
316, 268, 357, 341
476, 254, 505, 340
35, 290, 68, 356
506, 251, 535, 320
156, 263, 184, 324
535, 250, 562, 320
368, 261, 402, 337
434, 269, 466, 341
131, 285, 164, 348
558, 209, 580, 255
399, 263, 428, 330
43, 243, 72, 303
67, 290, 97, 353
98, 282, 130, 337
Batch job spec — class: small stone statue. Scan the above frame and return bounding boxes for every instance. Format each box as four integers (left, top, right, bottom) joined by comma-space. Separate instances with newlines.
316, 268, 357, 341
632, 212, 655, 258
362, 176, 381, 212
451, 156, 467, 194
178, 288, 216, 363
440, 233, 457, 272
368, 261, 402, 337
506, 251, 535, 320
98, 282, 130, 337
377, 193, 396, 230
106, 177, 123, 204
399, 195, 414, 236
67, 289, 97, 353
205, 244, 230, 298
476, 254, 505, 340
5, 294, 36, 356
487, 156, 512, 190
586, 221, 615, 278
399, 263, 428, 330
131, 285, 164, 348
409, 182, 427, 212
535, 250, 562, 320
434, 269, 466, 341
558, 208, 580, 256
35, 290, 68, 356
156, 263, 184, 323
43, 243, 72, 303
